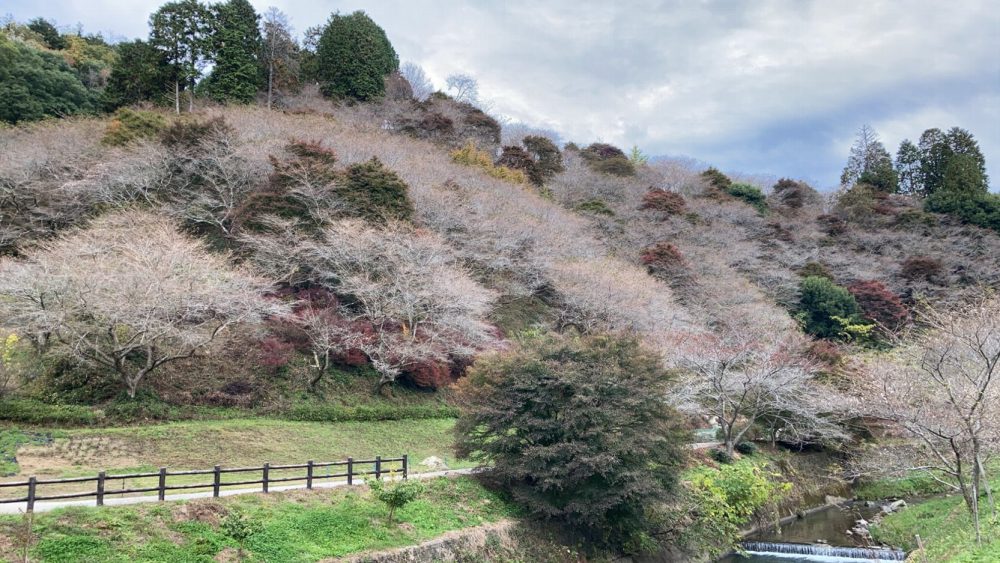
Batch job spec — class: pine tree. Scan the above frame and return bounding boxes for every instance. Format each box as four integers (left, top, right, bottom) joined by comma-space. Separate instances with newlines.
205, 0, 261, 103
149, 0, 210, 114
316, 11, 398, 101
918, 128, 949, 195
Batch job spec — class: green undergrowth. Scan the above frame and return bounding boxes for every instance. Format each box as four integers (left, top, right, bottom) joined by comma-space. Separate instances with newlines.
854, 471, 951, 501
872, 492, 1000, 562
0, 476, 518, 562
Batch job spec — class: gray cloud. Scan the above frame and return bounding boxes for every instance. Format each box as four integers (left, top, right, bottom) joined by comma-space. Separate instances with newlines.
6, 0, 999, 188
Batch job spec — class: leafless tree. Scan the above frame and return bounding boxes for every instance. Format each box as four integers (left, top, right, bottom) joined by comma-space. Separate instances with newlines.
400, 62, 434, 101
0, 211, 284, 398
671, 313, 849, 456
247, 219, 498, 392
261, 7, 299, 110
863, 292, 999, 542
445, 73, 479, 104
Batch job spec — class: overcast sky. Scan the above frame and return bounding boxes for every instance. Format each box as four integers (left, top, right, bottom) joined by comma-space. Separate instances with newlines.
6, 0, 999, 189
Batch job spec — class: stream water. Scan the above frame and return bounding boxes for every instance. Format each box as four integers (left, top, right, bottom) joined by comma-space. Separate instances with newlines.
716, 502, 906, 562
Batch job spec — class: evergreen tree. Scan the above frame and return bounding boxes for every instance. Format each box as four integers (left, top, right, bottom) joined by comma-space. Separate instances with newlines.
205, 0, 261, 103
0, 35, 96, 123
27, 18, 67, 50
895, 139, 923, 196
797, 276, 864, 339
942, 127, 988, 191
149, 0, 210, 113
841, 124, 897, 192
103, 39, 174, 109
316, 11, 398, 101
918, 127, 949, 194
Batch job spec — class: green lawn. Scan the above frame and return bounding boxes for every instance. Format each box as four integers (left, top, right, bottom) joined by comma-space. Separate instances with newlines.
0, 418, 471, 502
0, 476, 518, 562
871, 492, 1000, 562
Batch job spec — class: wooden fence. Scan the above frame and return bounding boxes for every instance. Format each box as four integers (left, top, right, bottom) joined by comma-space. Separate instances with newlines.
0, 454, 407, 512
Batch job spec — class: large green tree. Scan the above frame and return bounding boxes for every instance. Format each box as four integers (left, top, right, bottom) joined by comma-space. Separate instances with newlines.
0, 35, 96, 123
205, 0, 261, 103
149, 0, 210, 113
103, 39, 174, 109
895, 139, 923, 196
316, 11, 398, 101
27, 18, 67, 50
797, 276, 864, 339
455, 332, 689, 551
841, 124, 897, 192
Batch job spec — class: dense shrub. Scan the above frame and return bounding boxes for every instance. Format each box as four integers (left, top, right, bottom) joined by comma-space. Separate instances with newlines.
806, 340, 844, 369
341, 157, 415, 222
461, 109, 502, 145
495, 146, 538, 182
575, 199, 615, 216
398, 111, 454, 139
925, 190, 1000, 234
900, 256, 944, 283
451, 142, 527, 184
710, 448, 734, 464
455, 332, 689, 551
640, 188, 687, 215
700, 167, 732, 192
726, 183, 768, 213
771, 178, 817, 210
383, 71, 413, 101
580, 143, 636, 177
0, 399, 98, 426
102, 109, 167, 146
847, 280, 908, 331
796, 276, 864, 339
641, 242, 687, 280
285, 403, 459, 422
523, 135, 564, 184
160, 116, 233, 149
735, 441, 758, 456
797, 261, 833, 280
403, 360, 452, 389
817, 214, 849, 236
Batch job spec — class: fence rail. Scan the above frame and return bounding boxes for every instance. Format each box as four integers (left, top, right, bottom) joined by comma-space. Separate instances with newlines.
0, 454, 407, 512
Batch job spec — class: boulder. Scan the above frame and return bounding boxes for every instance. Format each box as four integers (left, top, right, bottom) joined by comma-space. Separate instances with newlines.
420, 456, 449, 471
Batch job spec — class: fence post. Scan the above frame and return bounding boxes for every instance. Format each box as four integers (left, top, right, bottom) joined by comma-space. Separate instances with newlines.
96, 471, 106, 506
347, 457, 353, 485
27, 476, 36, 513
306, 460, 314, 490
402, 455, 408, 480
375, 456, 382, 481
213, 465, 221, 498
158, 468, 167, 501
263, 463, 270, 493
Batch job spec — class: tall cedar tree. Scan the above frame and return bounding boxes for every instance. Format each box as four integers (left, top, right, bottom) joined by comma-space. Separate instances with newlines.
149, 0, 210, 113
206, 0, 261, 103
894, 139, 923, 196
103, 39, 174, 109
455, 332, 689, 550
316, 11, 398, 101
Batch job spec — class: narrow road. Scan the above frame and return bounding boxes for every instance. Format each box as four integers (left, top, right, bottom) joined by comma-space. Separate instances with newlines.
0, 468, 478, 515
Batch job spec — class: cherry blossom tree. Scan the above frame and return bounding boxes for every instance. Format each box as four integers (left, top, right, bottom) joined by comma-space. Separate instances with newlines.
0, 211, 283, 398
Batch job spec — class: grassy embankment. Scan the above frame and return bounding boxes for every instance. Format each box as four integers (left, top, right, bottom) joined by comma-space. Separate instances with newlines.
0, 476, 523, 562
858, 470, 1000, 561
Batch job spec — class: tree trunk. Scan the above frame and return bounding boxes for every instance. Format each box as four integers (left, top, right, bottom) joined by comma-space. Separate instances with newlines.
267, 60, 274, 110
189, 77, 195, 112
174, 81, 180, 115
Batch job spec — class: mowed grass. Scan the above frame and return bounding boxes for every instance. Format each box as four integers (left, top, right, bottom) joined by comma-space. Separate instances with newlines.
0, 418, 471, 501
0, 476, 517, 563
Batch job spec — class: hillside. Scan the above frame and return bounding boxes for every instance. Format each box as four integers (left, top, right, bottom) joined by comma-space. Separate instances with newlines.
2, 5, 999, 562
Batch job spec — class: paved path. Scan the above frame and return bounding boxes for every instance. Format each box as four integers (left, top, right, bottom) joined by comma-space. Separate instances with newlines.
0, 468, 478, 515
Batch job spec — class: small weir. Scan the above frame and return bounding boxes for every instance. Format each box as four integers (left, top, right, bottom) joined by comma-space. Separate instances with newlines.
739, 541, 906, 562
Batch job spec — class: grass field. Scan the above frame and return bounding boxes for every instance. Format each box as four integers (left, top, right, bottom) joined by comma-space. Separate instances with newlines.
0, 476, 518, 562
0, 418, 471, 502
871, 492, 1000, 562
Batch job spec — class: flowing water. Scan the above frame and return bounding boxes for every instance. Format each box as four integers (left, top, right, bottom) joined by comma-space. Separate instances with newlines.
716, 503, 906, 562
